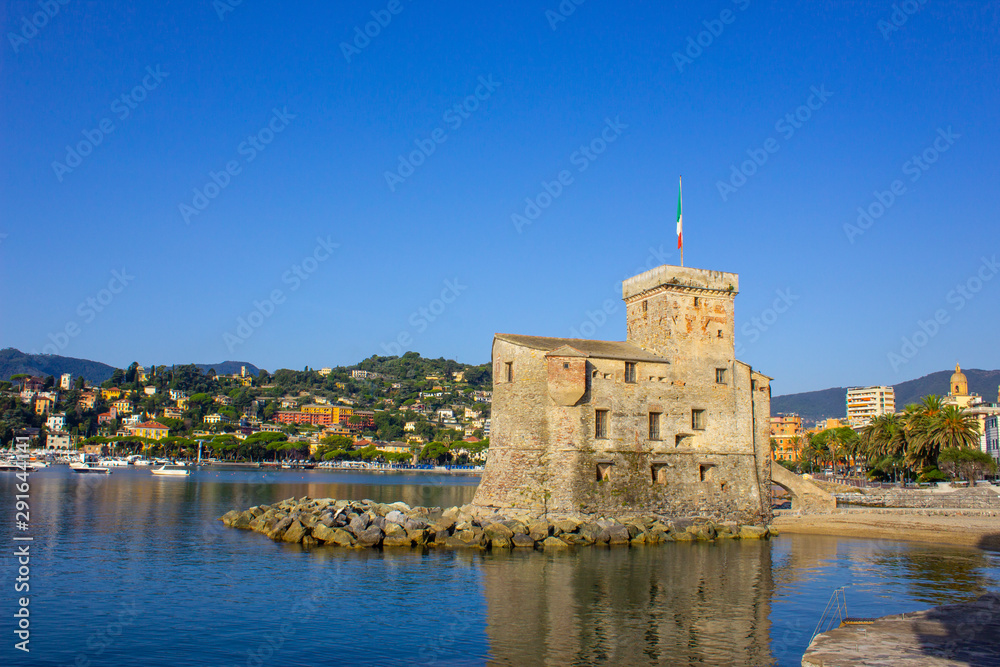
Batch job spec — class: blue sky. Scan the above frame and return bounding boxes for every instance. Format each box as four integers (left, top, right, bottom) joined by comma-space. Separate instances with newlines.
2, 1, 998, 394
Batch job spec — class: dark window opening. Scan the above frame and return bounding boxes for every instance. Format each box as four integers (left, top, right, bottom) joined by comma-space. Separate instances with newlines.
563, 362, 569, 369
716, 368, 727, 384
624, 362, 636, 384
693, 297, 700, 306
642, 300, 648, 314
717, 329, 723, 338
648, 412, 661, 440
675, 434, 690, 448
505, 362, 513, 383
692, 409, 706, 430
595, 409, 609, 439
699, 464, 714, 482
596, 462, 612, 481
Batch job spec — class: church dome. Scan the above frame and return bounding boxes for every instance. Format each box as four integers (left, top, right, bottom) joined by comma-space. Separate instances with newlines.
950, 363, 968, 396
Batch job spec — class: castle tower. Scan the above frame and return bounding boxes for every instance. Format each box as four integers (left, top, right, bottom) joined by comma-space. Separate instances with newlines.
623, 266, 738, 377
951, 363, 969, 396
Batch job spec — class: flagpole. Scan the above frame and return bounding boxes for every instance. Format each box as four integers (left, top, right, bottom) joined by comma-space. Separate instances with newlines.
678, 176, 684, 267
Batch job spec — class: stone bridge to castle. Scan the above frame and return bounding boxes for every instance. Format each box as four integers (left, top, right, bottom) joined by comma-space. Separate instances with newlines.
770, 465, 837, 513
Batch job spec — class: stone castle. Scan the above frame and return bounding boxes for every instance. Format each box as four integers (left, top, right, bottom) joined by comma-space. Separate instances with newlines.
473, 264, 773, 525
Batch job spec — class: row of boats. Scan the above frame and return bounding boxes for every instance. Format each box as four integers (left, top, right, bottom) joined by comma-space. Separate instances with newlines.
0, 455, 189, 476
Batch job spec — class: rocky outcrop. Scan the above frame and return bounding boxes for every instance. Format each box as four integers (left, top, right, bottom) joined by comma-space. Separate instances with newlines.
220, 497, 776, 550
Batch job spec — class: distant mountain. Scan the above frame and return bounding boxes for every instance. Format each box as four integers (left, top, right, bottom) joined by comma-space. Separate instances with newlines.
0, 348, 117, 384
193, 362, 260, 377
772, 368, 1000, 424
0, 349, 260, 384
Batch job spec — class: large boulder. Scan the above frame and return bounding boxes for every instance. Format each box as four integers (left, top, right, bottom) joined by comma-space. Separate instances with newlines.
553, 518, 582, 535
528, 522, 550, 541
383, 535, 413, 547
404, 517, 428, 532
607, 526, 631, 545
739, 526, 769, 540
356, 526, 384, 547
512, 534, 536, 548
484, 523, 515, 540
385, 510, 407, 525
311, 523, 335, 543
384, 522, 407, 538
407, 529, 429, 545
267, 516, 294, 540
329, 528, 356, 547
282, 520, 308, 543
541, 536, 571, 549
349, 515, 370, 536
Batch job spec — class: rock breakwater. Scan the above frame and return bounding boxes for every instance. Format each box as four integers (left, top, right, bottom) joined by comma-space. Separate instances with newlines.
220, 497, 775, 549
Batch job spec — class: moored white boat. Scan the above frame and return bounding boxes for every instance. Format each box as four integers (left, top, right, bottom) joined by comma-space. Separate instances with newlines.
70, 461, 111, 474
101, 458, 130, 467
151, 465, 190, 476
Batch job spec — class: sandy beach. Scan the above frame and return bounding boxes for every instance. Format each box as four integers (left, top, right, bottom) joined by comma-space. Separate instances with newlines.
772, 511, 1000, 550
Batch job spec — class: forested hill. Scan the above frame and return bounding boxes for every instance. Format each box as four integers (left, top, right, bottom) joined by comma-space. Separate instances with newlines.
772, 368, 1000, 423
0, 348, 259, 384
0, 348, 117, 384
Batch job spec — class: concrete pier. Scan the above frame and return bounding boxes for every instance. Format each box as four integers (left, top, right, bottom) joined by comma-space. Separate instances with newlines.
802, 594, 1000, 666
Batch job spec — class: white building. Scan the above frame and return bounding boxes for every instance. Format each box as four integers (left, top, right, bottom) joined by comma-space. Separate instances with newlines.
204, 413, 230, 425
144, 386, 157, 395
986, 415, 999, 462
59, 373, 72, 390
845, 386, 896, 428
46, 413, 67, 431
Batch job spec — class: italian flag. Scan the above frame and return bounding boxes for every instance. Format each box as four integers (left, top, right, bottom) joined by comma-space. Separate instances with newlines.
676, 177, 683, 250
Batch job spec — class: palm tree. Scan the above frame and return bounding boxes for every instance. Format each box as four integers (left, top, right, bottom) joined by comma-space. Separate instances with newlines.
926, 404, 981, 451
904, 395, 944, 472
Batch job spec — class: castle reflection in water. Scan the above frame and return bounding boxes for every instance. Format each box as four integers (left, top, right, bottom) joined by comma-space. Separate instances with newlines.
481, 541, 774, 665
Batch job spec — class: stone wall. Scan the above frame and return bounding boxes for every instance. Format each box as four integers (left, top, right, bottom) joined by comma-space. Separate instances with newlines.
836, 487, 1000, 509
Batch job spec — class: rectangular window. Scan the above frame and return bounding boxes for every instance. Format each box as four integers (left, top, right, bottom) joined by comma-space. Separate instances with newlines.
648, 412, 661, 440
692, 409, 706, 430
716, 368, 727, 384
642, 300, 648, 314
624, 362, 636, 384
699, 464, 714, 482
595, 409, 609, 439
505, 362, 513, 383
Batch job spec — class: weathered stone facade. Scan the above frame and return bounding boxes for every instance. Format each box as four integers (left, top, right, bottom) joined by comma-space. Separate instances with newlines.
473, 265, 773, 524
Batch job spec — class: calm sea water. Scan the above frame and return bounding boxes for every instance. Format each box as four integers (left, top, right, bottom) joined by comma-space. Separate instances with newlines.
2, 467, 999, 666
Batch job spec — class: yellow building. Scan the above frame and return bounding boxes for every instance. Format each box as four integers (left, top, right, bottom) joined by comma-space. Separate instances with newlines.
769, 414, 803, 461
101, 387, 122, 400
128, 421, 169, 440
34, 396, 55, 415
113, 399, 134, 414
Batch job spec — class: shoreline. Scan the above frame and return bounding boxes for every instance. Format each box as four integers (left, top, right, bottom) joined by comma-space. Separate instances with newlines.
772, 510, 1000, 550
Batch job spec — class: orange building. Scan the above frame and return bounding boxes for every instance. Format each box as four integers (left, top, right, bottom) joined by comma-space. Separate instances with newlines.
770, 413, 803, 462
